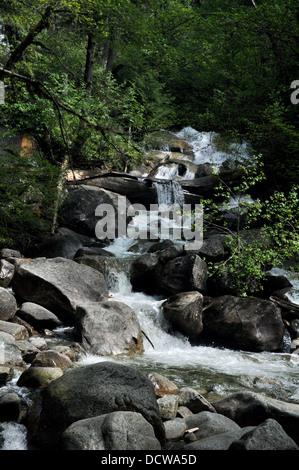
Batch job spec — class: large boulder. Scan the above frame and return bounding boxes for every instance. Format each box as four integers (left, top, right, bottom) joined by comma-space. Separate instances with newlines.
12, 257, 108, 325
27, 361, 165, 448
30, 229, 82, 260
229, 419, 299, 450
74, 301, 143, 356
162, 291, 203, 341
130, 253, 162, 295
61, 411, 161, 450
212, 391, 299, 445
160, 254, 207, 295
0, 288, 17, 321
59, 184, 131, 237
202, 295, 285, 352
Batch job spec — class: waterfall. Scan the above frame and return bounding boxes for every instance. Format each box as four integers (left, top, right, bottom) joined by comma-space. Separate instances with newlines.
153, 180, 184, 207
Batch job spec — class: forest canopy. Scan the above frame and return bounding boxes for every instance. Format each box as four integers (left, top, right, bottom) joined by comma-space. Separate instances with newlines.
0, 0, 298, 248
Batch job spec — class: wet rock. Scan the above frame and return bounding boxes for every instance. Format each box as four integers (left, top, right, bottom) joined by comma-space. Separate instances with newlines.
184, 411, 241, 441
0, 320, 29, 341
160, 254, 207, 295
148, 372, 179, 398
14, 340, 40, 363
157, 395, 179, 420
31, 349, 73, 370
18, 302, 62, 331
12, 257, 108, 325
183, 427, 255, 450
0, 260, 15, 287
59, 185, 132, 237
0, 392, 21, 422
27, 361, 165, 448
0, 341, 25, 368
61, 411, 161, 450
164, 418, 187, 440
212, 390, 299, 445
178, 387, 216, 414
229, 418, 299, 450
0, 288, 17, 321
162, 291, 203, 341
17, 366, 64, 388
31, 229, 82, 260
0, 366, 13, 385
202, 295, 285, 352
74, 301, 143, 356
130, 253, 162, 295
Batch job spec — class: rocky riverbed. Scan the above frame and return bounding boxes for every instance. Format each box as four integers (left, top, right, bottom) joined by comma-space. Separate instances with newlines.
0, 128, 299, 451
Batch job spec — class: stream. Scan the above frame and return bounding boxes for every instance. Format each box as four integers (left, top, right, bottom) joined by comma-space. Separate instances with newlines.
1, 127, 299, 450
77, 127, 299, 405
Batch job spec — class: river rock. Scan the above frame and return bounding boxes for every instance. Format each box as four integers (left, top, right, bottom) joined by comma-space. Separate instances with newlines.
202, 295, 285, 352
148, 372, 179, 397
183, 427, 255, 450
0, 320, 29, 341
0, 287, 17, 321
0, 249, 23, 259
61, 411, 162, 450
30, 229, 82, 259
162, 291, 203, 341
178, 387, 216, 414
31, 349, 73, 370
59, 184, 132, 237
130, 253, 162, 295
18, 302, 62, 331
12, 257, 108, 325
184, 410, 241, 441
0, 332, 25, 368
27, 361, 165, 448
164, 418, 188, 441
74, 301, 143, 356
229, 418, 299, 450
197, 233, 229, 261
17, 366, 64, 388
0, 260, 15, 287
160, 254, 207, 295
212, 390, 299, 445
0, 392, 21, 422
14, 340, 40, 363
0, 366, 13, 385
147, 240, 185, 264
157, 395, 179, 420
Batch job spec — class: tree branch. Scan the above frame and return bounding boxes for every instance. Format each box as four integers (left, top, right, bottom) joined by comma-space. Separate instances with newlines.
0, 0, 61, 80
0, 66, 109, 137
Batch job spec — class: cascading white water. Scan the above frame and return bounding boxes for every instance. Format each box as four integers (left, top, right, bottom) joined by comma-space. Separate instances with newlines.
153, 180, 185, 208
78, 128, 299, 403
174, 127, 252, 168
77, 237, 299, 403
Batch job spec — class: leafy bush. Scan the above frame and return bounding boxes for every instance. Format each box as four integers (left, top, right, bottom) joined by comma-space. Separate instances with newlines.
0, 149, 60, 249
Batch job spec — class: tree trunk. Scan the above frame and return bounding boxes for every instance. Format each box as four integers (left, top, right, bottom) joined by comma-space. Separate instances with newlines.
84, 33, 96, 95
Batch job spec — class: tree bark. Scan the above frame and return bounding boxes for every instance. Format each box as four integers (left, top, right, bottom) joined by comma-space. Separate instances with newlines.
84, 33, 96, 95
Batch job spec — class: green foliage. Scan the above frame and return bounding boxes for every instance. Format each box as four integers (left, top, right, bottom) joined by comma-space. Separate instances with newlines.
0, 150, 60, 249
202, 157, 299, 296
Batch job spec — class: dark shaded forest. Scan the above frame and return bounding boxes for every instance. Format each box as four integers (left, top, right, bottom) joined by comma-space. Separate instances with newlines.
0, 0, 298, 262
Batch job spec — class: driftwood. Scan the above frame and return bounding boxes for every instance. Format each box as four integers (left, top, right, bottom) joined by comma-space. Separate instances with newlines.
270, 295, 299, 312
